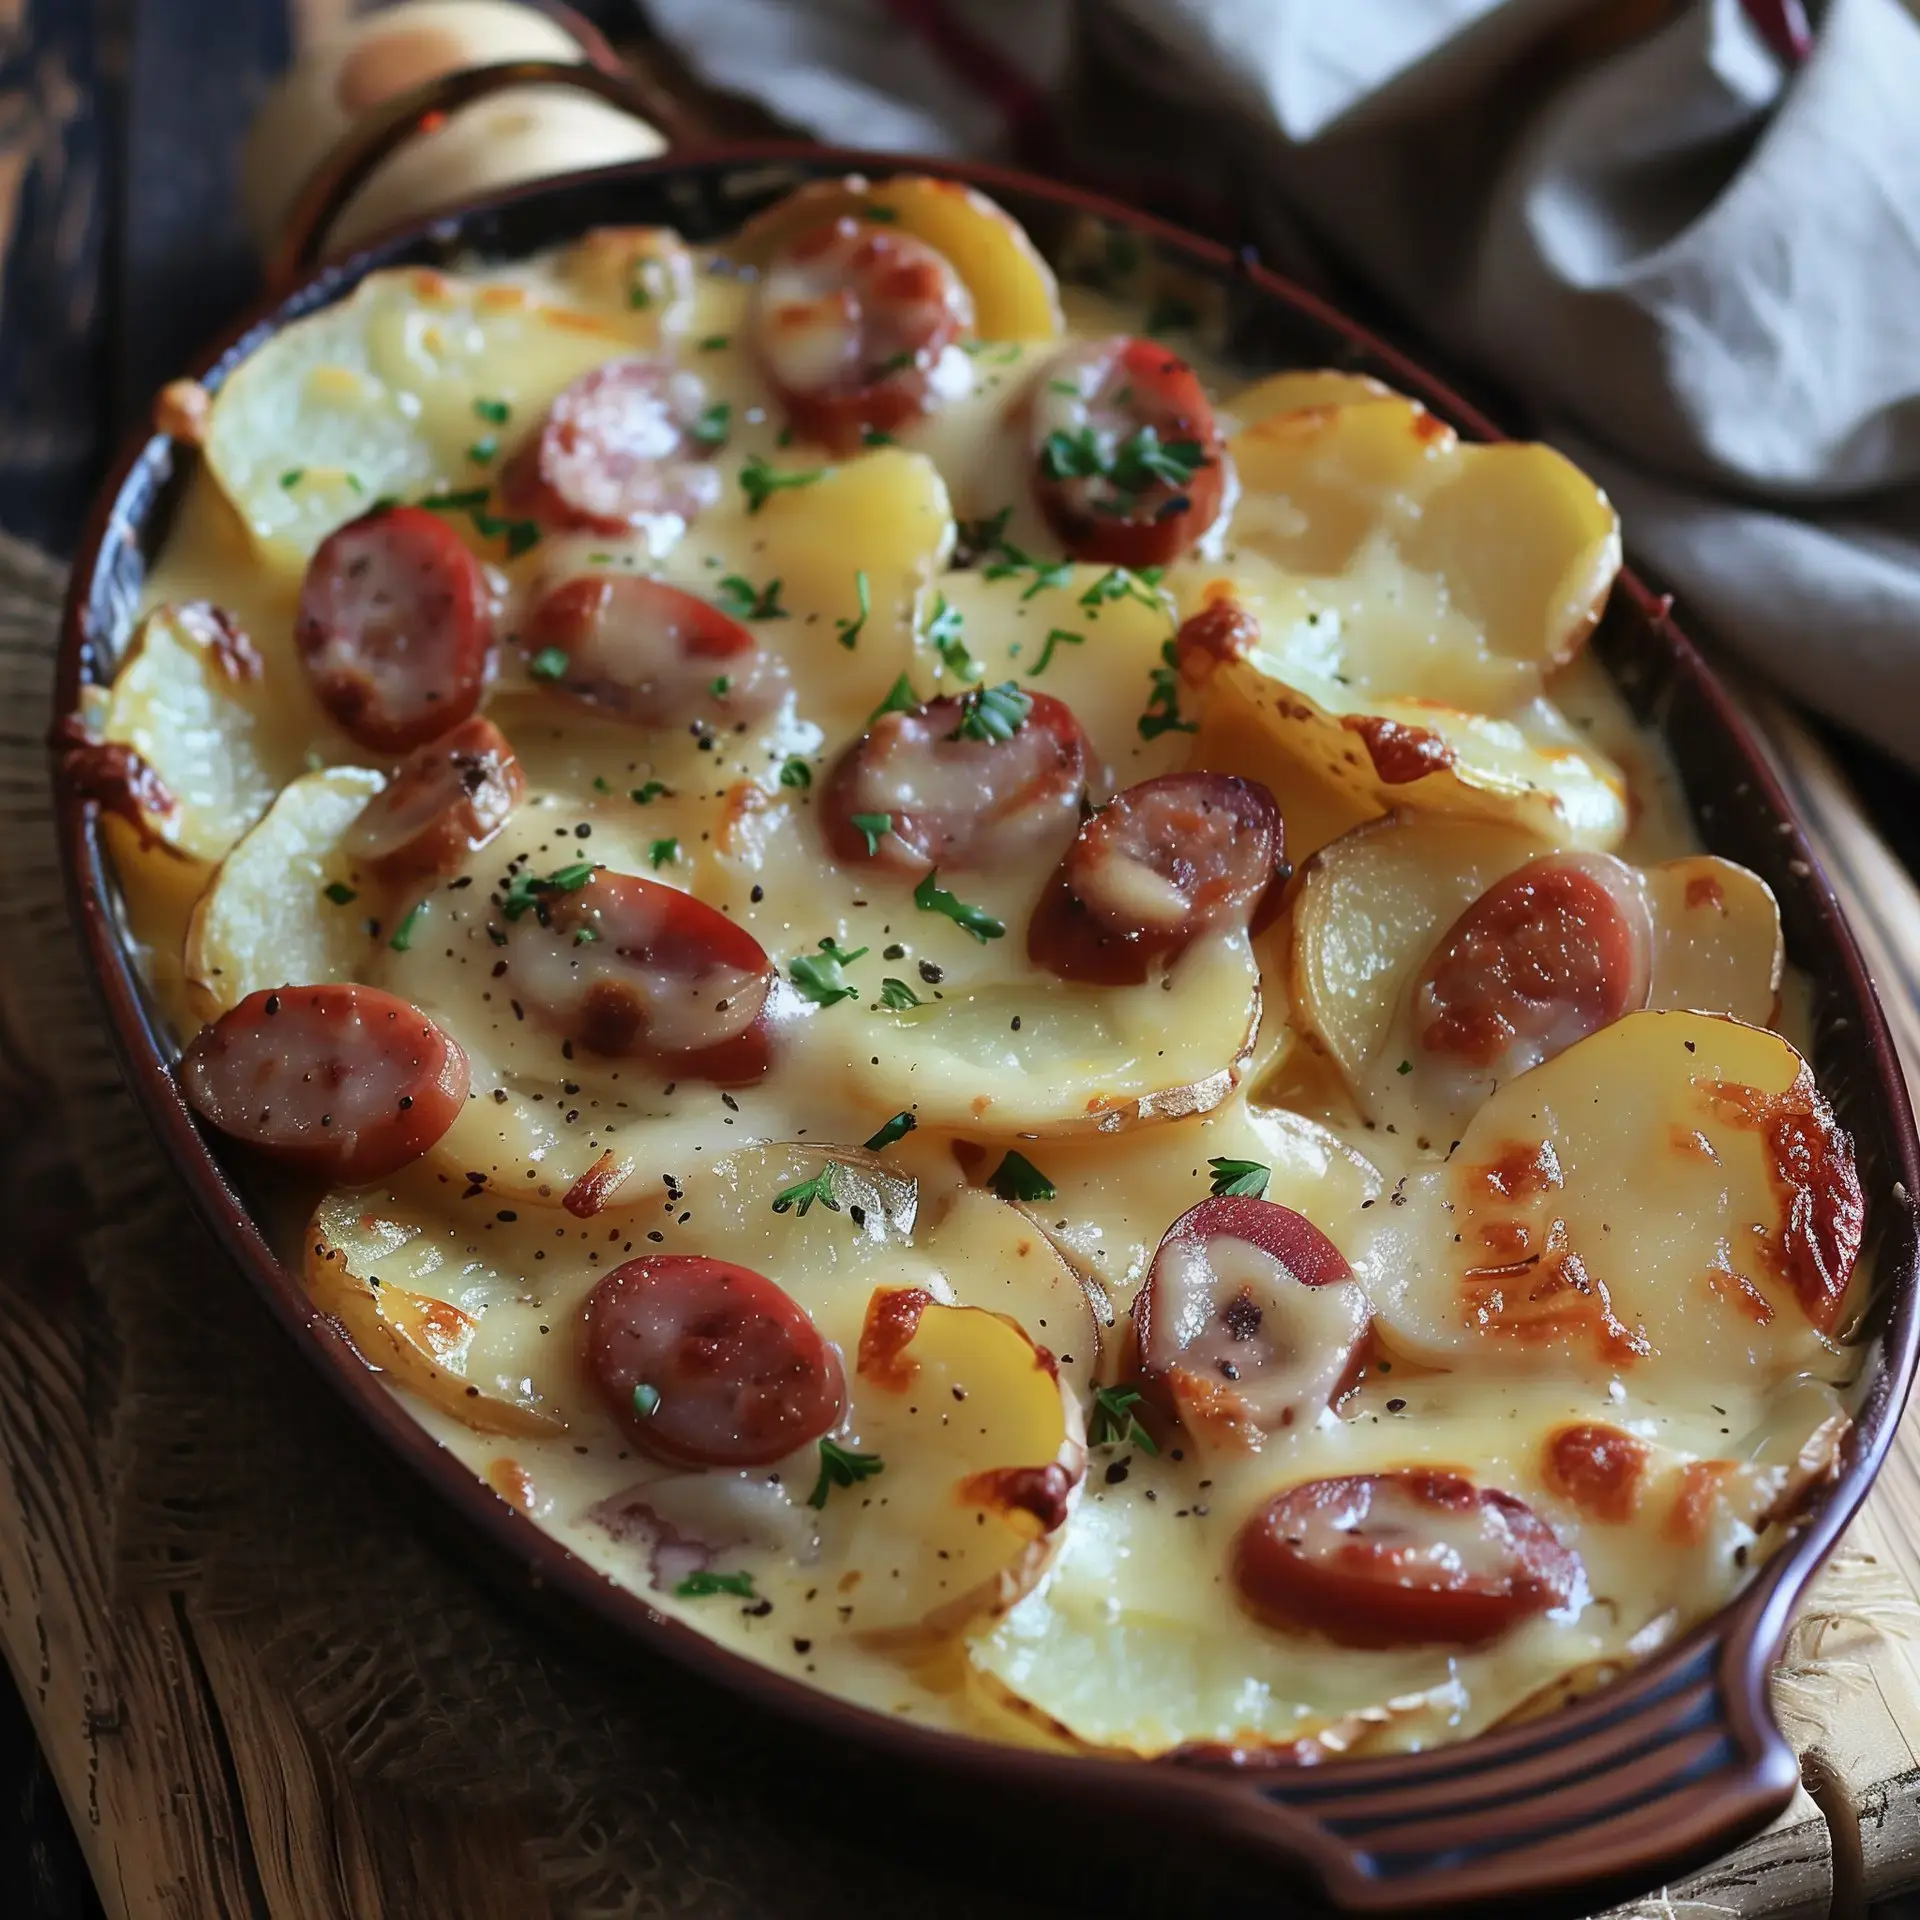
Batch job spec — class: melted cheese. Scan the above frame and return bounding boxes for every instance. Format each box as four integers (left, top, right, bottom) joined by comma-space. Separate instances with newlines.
109, 195, 1864, 1759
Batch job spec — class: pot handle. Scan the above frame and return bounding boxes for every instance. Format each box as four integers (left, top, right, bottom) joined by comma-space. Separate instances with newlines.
1189, 1639, 1799, 1913
266, 56, 678, 298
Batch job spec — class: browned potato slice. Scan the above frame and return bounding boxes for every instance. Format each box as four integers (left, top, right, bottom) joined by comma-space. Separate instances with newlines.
184, 766, 384, 1018
1224, 368, 1392, 428
727, 175, 1063, 340
1358, 1012, 1860, 1387
1290, 816, 1787, 1136
306, 1190, 566, 1437
103, 603, 302, 862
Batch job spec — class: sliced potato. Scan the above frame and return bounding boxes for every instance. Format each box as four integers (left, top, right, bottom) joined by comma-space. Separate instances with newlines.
1181, 571, 1630, 849
307, 1188, 567, 1436
1224, 369, 1392, 429
727, 175, 1062, 341
1290, 817, 1787, 1138
1646, 856, 1783, 1024
653, 447, 954, 731
1357, 1012, 1859, 1386
1227, 396, 1620, 690
967, 1468, 1467, 1757
102, 603, 301, 862
814, 932, 1262, 1137
835, 1292, 1085, 1648
206, 266, 635, 570
184, 766, 383, 1017
558, 226, 697, 336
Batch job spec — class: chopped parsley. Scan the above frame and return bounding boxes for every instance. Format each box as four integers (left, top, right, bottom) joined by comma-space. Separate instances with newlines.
592, 776, 612, 794
870, 674, 921, 721
473, 397, 511, 426
1080, 564, 1169, 615
626, 257, 666, 309
789, 939, 868, 1008
1032, 627, 1084, 675
861, 428, 897, 446
862, 1111, 917, 1151
675, 1569, 756, 1599
500, 861, 597, 922
388, 901, 426, 952
773, 1164, 839, 1217
688, 401, 731, 449
1088, 1384, 1159, 1454
574, 926, 599, 945
648, 837, 680, 869
914, 870, 1004, 943
778, 757, 813, 790
707, 675, 732, 700
990, 1150, 1055, 1204
848, 811, 892, 855
878, 977, 922, 1011
922, 592, 979, 682
467, 435, 499, 464
959, 340, 1021, 365
418, 487, 490, 512
716, 573, 788, 621
630, 780, 669, 804
1138, 638, 1196, 740
857, 204, 900, 223
739, 454, 825, 515
279, 468, 304, 489
419, 486, 540, 557
527, 646, 570, 683
321, 881, 357, 906
947, 680, 1032, 744
631, 1382, 661, 1418
1398, 1059, 1414, 1075
808, 1436, 885, 1509
698, 333, 731, 351
982, 539, 1074, 601
835, 570, 870, 650
1207, 1157, 1271, 1198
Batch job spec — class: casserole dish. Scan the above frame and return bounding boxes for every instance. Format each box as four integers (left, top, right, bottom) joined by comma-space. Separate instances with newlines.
53, 114, 1920, 1915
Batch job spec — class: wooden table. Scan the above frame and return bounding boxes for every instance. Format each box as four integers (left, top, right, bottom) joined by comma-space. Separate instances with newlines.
8, 3, 1920, 1915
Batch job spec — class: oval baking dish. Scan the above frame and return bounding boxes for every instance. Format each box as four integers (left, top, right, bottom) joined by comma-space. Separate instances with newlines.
53, 142, 1920, 1918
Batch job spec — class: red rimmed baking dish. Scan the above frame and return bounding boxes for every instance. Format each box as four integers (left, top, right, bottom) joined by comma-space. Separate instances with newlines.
52, 139, 1920, 1918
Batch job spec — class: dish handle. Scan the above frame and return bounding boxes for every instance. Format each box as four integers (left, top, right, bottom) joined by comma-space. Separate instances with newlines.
266, 56, 680, 298
1184, 1638, 1800, 1914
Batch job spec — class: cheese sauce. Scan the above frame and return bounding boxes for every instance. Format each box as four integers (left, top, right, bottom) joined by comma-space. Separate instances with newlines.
92, 179, 1864, 1762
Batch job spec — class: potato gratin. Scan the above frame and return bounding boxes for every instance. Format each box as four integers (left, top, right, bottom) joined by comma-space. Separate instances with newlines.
68, 176, 1866, 1763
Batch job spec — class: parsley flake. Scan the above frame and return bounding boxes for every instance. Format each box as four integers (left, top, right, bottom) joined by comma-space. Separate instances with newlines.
322, 881, 356, 906
1032, 627, 1084, 675
500, 861, 597, 922
528, 646, 570, 683
740, 454, 825, 515
1207, 1157, 1271, 1198
773, 1164, 839, 1217
989, 1150, 1055, 1204
915, 870, 1004, 942
1138, 638, 1196, 740
862, 428, 897, 446
878, 977, 923, 1011
708, 675, 731, 700
835, 569, 870, 650
1397, 1058, 1414, 1076
870, 674, 921, 721
808, 1436, 884, 1509
649, 837, 680, 869
1088, 1384, 1159, 1454
716, 573, 788, 621
1080, 565, 1169, 615
863, 1111, 917, 1151
789, 939, 868, 1007
676, 1569, 757, 1599
279, 468, 304, 489
688, 401, 731, 449
948, 680, 1032, 744
848, 811, 892, 856
388, 901, 426, 952
631, 1382, 661, 1418
922, 592, 979, 682
699, 333, 730, 351
467, 435, 498, 465
630, 780, 669, 804
982, 539, 1074, 601
778, 757, 813, 790
473, 397, 511, 426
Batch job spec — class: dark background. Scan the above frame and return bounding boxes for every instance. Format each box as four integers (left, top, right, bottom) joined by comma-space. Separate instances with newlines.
3, 0, 1917, 1913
